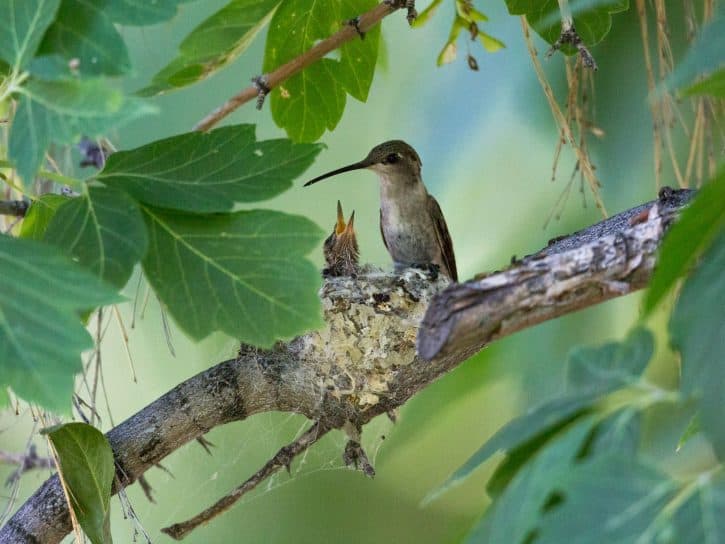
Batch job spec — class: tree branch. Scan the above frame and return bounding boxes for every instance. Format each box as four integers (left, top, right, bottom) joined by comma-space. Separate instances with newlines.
0, 189, 694, 543
0, 200, 28, 217
194, 2, 400, 132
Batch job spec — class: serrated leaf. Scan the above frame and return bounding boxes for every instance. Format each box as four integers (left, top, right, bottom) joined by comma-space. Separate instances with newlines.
467, 417, 597, 544
44, 186, 148, 288
8, 78, 155, 184
645, 168, 725, 313
663, 12, 725, 97
139, 0, 279, 96
263, 0, 380, 142
536, 455, 680, 543
566, 327, 653, 393
141, 207, 324, 347
107, 0, 195, 26
506, 0, 628, 50
46, 422, 114, 544
424, 391, 599, 503
19, 193, 70, 240
0, 0, 60, 71
0, 235, 120, 412
670, 230, 725, 459
98, 125, 322, 213
35, 0, 131, 78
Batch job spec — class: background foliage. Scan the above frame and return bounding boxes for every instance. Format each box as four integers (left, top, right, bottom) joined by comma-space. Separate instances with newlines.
0, 0, 723, 542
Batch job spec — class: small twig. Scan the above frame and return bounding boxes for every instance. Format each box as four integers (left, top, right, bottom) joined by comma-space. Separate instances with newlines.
193, 2, 399, 132
343, 440, 376, 477
0, 199, 28, 217
1, 446, 54, 487
162, 421, 330, 540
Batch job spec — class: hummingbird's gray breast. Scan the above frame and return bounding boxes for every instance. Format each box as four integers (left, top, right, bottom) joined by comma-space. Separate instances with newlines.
379, 180, 439, 266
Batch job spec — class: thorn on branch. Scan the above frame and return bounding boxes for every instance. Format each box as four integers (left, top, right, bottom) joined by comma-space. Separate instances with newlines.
343, 440, 375, 477
137, 475, 155, 503
546, 21, 598, 71
347, 16, 365, 39
196, 436, 215, 455
251, 75, 270, 110
384, 0, 417, 25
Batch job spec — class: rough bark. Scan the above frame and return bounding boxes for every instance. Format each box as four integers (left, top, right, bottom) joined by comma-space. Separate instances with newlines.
0, 188, 694, 543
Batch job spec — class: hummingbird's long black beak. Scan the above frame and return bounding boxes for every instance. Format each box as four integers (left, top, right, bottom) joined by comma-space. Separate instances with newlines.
304, 160, 371, 187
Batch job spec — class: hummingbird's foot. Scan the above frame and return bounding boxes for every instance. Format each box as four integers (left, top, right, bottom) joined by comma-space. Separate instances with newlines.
383, 0, 417, 25
346, 16, 365, 39
343, 440, 375, 477
251, 74, 270, 110
412, 262, 440, 281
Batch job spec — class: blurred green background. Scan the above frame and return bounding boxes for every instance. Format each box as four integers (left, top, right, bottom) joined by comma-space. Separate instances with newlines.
1, 1, 692, 542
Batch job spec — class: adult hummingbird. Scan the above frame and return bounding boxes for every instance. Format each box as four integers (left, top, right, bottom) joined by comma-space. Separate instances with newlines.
323, 201, 359, 277
305, 140, 458, 282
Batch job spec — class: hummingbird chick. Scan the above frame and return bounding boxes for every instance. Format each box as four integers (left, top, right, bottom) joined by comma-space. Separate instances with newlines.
305, 141, 458, 282
323, 201, 359, 277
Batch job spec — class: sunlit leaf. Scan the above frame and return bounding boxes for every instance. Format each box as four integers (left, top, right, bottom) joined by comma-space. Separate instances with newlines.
98, 125, 322, 213
35, 0, 131, 77
467, 417, 597, 544
8, 78, 155, 184
681, 68, 725, 97
0, 0, 60, 71
141, 207, 324, 347
45, 423, 114, 544
19, 193, 70, 240
644, 169, 725, 313
107, 0, 195, 26
670, 230, 725, 459
139, 0, 279, 96
411, 0, 444, 27
263, 0, 380, 142
44, 186, 148, 288
505, 0, 628, 50
0, 235, 120, 412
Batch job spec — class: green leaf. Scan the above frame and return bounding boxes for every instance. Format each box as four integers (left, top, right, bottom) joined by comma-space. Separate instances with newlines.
424, 391, 599, 503
664, 12, 725, 96
411, 0, 444, 27
670, 230, 725, 459
8, 78, 155, 184
107, 0, 195, 26
44, 186, 148, 288
45, 422, 114, 544
139, 0, 279, 96
505, 0, 628, 50
99, 125, 322, 213
141, 207, 324, 346
19, 193, 70, 240
263, 0, 380, 142
34, 0, 131, 78
467, 417, 597, 544
0, 235, 120, 412
566, 327, 653, 393
535, 455, 680, 543
644, 168, 725, 313
0, 0, 60, 71
681, 68, 725, 98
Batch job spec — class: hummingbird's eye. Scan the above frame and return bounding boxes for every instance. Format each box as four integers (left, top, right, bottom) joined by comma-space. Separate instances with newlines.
384, 153, 399, 164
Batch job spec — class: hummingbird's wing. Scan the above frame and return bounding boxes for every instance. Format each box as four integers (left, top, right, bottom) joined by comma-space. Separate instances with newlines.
428, 195, 458, 282
379, 208, 390, 251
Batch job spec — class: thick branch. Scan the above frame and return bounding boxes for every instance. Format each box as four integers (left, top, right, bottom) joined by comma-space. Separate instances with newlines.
194, 2, 399, 132
0, 189, 694, 543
